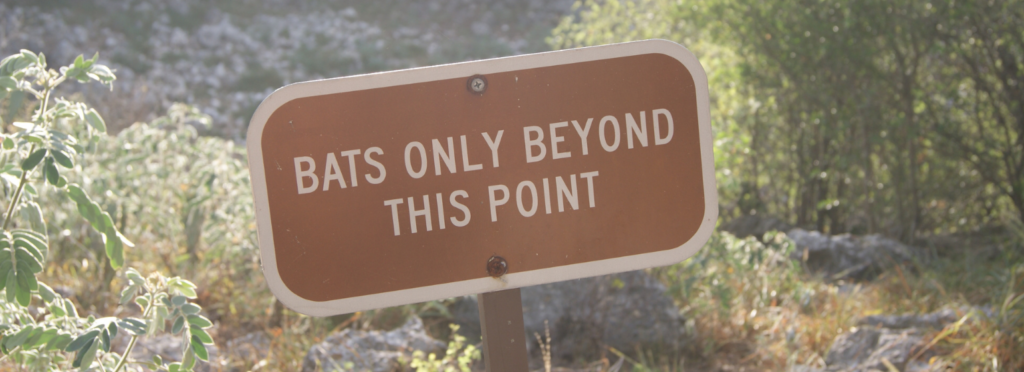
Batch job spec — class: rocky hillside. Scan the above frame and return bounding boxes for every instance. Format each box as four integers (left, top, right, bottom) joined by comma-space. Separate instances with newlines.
0, 0, 575, 139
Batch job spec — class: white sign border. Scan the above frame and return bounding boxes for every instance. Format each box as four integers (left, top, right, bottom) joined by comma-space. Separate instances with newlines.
246, 39, 717, 317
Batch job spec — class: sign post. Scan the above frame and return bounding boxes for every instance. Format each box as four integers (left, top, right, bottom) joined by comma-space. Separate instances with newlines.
478, 288, 530, 372
245, 39, 715, 370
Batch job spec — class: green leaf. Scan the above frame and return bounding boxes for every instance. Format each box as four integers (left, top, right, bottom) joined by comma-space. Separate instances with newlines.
118, 284, 137, 305
84, 109, 106, 133
119, 284, 138, 305
18, 202, 45, 234
2, 137, 13, 150
23, 327, 45, 349
86, 62, 116, 89
49, 303, 66, 317
0, 260, 12, 289
190, 326, 212, 344
74, 338, 99, 370
168, 279, 198, 298
172, 316, 185, 334
125, 268, 145, 285
20, 149, 46, 171
3, 90, 24, 125
51, 150, 73, 168
117, 318, 147, 336
12, 230, 47, 260
168, 362, 181, 372
186, 315, 212, 328
4, 269, 15, 303
64, 330, 98, 352
0, 76, 16, 90
37, 282, 56, 302
19, 50, 38, 65
190, 335, 209, 361
44, 332, 71, 351
28, 328, 57, 349
0, 53, 32, 76
171, 295, 187, 307
64, 298, 78, 318
100, 329, 111, 352
13, 237, 44, 262
66, 185, 128, 267
15, 262, 37, 305
104, 227, 124, 270
182, 345, 197, 369
15, 247, 42, 273
135, 296, 149, 311
4, 326, 35, 349
181, 303, 201, 315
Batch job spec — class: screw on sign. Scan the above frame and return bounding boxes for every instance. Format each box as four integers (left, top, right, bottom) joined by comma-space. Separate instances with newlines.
468, 75, 487, 94
245, 39, 716, 371
486, 256, 507, 277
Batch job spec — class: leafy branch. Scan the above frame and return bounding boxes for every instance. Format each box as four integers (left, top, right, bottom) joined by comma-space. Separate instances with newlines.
0, 49, 216, 371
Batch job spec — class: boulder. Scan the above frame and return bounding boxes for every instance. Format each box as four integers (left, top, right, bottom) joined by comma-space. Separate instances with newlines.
794, 309, 962, 372
451, 270, 686, 367
222, 331, 270, 364
719, 214, 793, 241
786, 229, 919, 281
857, 309, 957, 330
301, 316, 445, 372
823, 327, 924, 372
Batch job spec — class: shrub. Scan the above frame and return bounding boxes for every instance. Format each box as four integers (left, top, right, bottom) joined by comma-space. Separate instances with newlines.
0, 49, 213, 372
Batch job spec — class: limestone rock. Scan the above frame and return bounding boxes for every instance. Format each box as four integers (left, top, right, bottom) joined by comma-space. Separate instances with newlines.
857, 309, 958, 330
451, 270, 686, 367
301, 316, 445, 372
787, 229, 919, 281
794, 309, 966, 372
823, 327, 922, 372
223, 331, 271, 364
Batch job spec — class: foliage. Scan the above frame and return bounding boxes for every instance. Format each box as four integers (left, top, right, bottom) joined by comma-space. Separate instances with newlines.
551, 0, 1024, 241
404, 323, 480, 372
33, 102, 260, 322
0, 49, 213, 371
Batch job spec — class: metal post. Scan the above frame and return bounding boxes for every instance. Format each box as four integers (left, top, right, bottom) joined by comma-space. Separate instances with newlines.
477, 288, 529, 372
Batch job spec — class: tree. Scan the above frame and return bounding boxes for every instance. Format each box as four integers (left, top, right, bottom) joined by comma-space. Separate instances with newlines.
551, 0, 1015, 239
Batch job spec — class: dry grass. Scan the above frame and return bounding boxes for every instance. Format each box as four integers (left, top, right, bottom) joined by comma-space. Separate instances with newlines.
642, 231, 1024, 372
198, 230, 1023, 372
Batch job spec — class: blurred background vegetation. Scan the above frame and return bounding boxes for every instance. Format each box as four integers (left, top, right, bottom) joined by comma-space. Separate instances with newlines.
1, 0, 1023, 371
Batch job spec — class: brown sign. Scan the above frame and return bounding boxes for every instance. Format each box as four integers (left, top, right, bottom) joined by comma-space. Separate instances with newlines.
247, 40, 716, 316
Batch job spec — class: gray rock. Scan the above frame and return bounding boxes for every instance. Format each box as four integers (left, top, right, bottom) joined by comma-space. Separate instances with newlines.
301, 316, 445, 372
223, 331, 271, 364
451, 270, 686, 366
805, 308, 975, 371
720, 214, 793, 241
857, 308, 958, 330
788, 366, 823, 372
0, 0, 577, 138
787, 229, 919, 281
823, 327, 922, 372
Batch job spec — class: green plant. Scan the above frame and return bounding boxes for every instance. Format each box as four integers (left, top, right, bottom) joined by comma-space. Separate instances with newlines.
405, 323, 480, 372
0, 49, 214, 371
